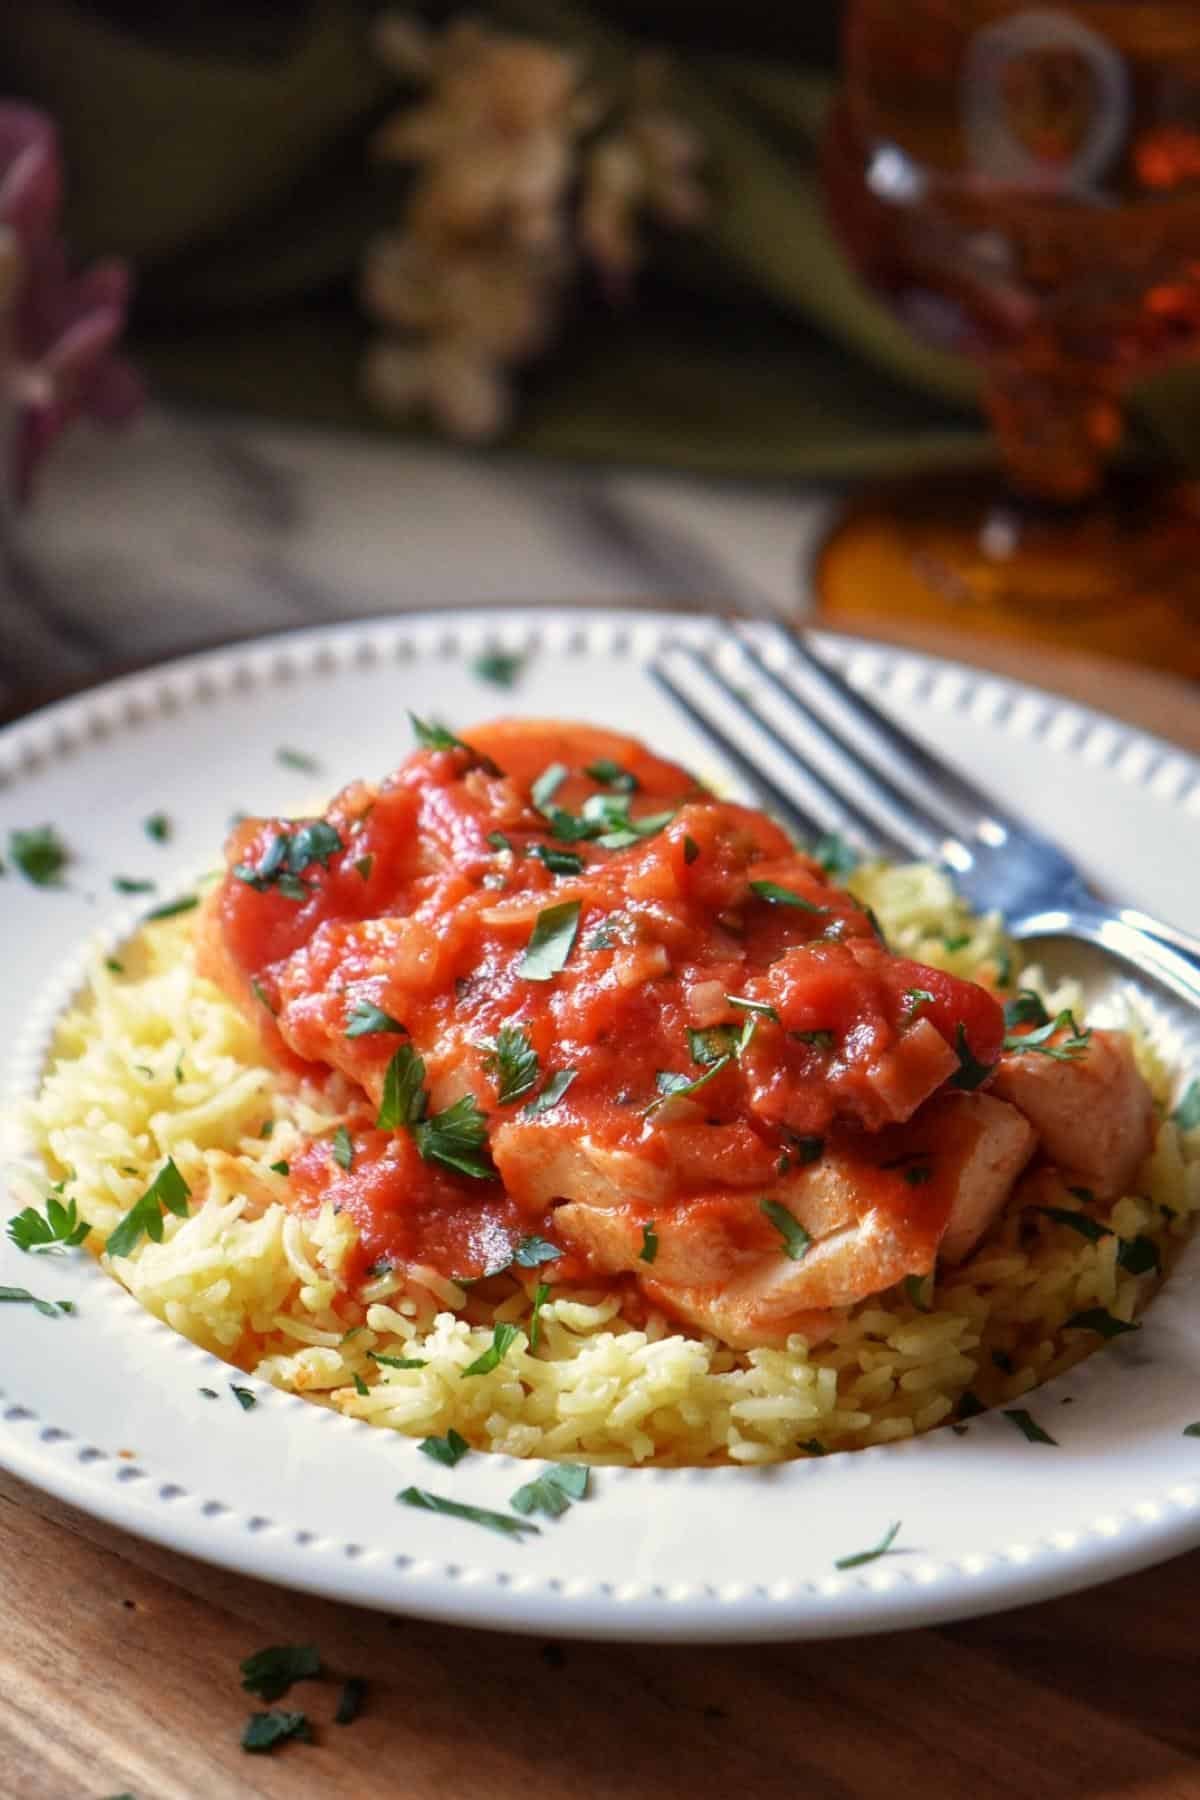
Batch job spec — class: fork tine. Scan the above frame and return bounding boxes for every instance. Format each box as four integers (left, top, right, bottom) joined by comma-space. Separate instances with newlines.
649, 663, 830, 847
755, 620, 1012, 845
653, 650, 894, 855
721, 627, 958, 867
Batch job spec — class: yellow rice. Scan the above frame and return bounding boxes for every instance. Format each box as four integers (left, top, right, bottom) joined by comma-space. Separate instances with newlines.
19, 862, 1200, 1466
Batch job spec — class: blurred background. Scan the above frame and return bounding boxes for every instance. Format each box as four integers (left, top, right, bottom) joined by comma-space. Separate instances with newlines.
2, 0, 1200, 716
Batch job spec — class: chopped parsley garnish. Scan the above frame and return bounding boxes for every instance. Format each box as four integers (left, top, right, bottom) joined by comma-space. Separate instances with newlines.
487, 831, 514, 854
251, 979, 277, 1014
1183, 1423, 1200, 1438
105, 957, 125, 974
1003, 989, 1050, 1030
904, 1274, 931, 1312
529, 843, 586, 876
240, 1644, 321, 1702
354, 853, 374, 882
276, 746, 321, 773
1003, 1010, 1091, 1061
143, 811, 171, 842
811, 831, 858, 877
10, 825, 69, 886
409, 714, 482, 759
397, 1485, 540, 1538
901, 988, 935, 1023
785, 1133, 824, 1165
683, 835, 700, 865
352, 1372, 369, 1396
835, 1520, 901, 1570
231, 1386, 257, 1411
513, 1234, 560, 1268
414, 1093, 495, 1179
585, 759, 639, 793
8, 1192, 90, 1254
798, 1438, 828, 1455
1116, 1234, 1161, 1276
793, 1029, 835, 1050
270, 1161, 289, 1176
647, 1058, 731, 1113
145, 894, 199, 920
376, 1043, 428, 1130
241, 1709, 313, 1754
461, 1321, 520, 1378
332, 1125, 354, 1172
369, 1352, 427, 1370
106, 1158, 191, 1258
511, 1462, 589, 1519
639, 1221, 658, 1264
199, 1387, 218, 1399
1003, 1408, 1057, 1445
472, 649, 525, 688
519, 900, 581, 981
233, 822, 343, 900
531, 763, 569, 812
948, 1023, 997, 1091
345, 1000, 406, 1038
482, 1023, 539, 1104
335, 1678, 367, 1726
1171, 1080, 1200, 1131
862, 905, 889, 947
688, 1025, 739, 1067
1064, 1308, 1140, 1340
1033, 1206, 1111, 1244
943, 933, 970, 953
748, 879, 828, 914
760, 1198, 812, 1261
420, 1428, 470, 1467
0, 1286, 73, 1318
529, 1281, 551, 1349
726, 994, 780, 1023
522, 1069, 577, 1117
584, 795, 675, 850
112, 875, 155, 894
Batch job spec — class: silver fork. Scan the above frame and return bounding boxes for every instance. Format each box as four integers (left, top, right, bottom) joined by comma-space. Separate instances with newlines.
650, 620, 1200, 1010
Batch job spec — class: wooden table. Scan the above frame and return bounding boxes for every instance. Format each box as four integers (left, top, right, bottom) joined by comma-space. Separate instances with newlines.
2, 626, 1198, 1800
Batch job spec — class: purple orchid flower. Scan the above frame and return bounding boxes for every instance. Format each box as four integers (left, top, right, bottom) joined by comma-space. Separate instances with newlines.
0, 103, 142, 506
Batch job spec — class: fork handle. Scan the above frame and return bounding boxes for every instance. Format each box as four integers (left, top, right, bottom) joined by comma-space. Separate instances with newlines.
1116, 907, 1200, 970
1013, 903, 1200, 1011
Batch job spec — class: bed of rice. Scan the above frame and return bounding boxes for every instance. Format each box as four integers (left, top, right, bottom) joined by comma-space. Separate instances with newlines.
18, 861, 1200, 1466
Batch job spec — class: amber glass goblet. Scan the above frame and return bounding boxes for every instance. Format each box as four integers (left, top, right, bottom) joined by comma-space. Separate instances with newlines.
819, 0, 1200, 674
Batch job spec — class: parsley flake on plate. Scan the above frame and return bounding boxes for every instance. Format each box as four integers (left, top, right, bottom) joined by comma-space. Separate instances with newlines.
1064, 1308, 1140, 1340
420, 1428, 470, 1467
112, 875, 155, 894
1002, 1407, 1057, 1445
276, 746, 321, 773
376, 1043, 427, 1130
145, 894, 199, 920
397, 1485, 540, 1538
510, 1462, 589, 1519
639, 1221, 658, 1264
8, 1192, 90, 1254
345, 1000, 406, 1038
10, 825, 69, 886
519, 900, 581, 981
0, 1286, 73, 1318
414, 1092, 495, 1180
748, 879, 828, 914
240, 1644, 321, 1703
335, 1677, 367, 1726
1183, 1423, 1200, 1438
482, 1022, 539, 1104
529, 843, 586, 876
585, 758, 639, 793
835, 1520, 902, 1570
726, 993, 780, 1024
462, 1321, 520, 1378
241, 1709, 313, 1754
143, 811, 171, 842
105, 1158, 191, 1259
231, 1385, 257, 1412
682, 835, 700, 864
529, 1280, 551, 1350
472, 649, 525, 688
759, 1198, 812, 1261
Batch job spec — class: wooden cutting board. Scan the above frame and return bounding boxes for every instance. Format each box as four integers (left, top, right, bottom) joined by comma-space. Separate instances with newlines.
2, 632, 1197, 1800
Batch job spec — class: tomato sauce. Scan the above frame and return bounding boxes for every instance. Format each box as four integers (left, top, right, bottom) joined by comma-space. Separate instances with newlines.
199, 720, 1004, 1288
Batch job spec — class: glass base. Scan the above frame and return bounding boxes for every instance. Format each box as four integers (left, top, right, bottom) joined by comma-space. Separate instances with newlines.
814, 472, 1200, 678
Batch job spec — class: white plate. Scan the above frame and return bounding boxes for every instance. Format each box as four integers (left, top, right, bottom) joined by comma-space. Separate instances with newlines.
2, 607, 1199, 1644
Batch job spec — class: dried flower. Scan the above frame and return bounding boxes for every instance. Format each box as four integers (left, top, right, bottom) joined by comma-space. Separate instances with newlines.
0, 104, 142, 505
362, 16, 705, 441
